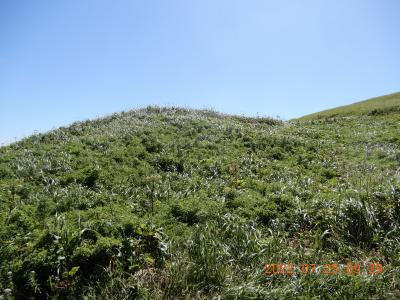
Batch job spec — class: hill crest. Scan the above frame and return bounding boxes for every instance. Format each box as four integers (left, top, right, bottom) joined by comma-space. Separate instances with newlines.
298, 91, 400, 120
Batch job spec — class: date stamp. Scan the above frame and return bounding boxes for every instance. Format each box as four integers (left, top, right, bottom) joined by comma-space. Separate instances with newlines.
265, 262, 383, 276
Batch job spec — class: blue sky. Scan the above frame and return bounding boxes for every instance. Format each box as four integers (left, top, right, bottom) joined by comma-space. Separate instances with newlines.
1, 0, 399, 145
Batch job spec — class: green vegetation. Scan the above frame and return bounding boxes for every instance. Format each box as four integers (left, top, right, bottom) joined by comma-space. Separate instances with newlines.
299, 92, 400, 120
0, 97, 399, 299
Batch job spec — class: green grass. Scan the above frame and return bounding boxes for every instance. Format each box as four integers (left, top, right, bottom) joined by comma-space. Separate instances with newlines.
0, 101, 399, 299
298, 92, 400, 120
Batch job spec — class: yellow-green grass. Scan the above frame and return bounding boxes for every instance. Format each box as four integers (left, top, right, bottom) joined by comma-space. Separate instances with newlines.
298, 91, 400, 120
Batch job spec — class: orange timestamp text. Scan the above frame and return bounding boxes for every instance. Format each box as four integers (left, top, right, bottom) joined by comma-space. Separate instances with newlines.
265, 262, 383, 276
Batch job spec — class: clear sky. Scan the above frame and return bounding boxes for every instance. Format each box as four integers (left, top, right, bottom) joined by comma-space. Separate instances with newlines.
1, 0, 399, 145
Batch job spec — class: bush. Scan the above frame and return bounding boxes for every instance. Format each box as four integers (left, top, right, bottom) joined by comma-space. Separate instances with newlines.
169, 197, 221, 225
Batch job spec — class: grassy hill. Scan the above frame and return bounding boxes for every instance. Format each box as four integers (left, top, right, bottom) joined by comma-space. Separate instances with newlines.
0, 103, 400, 299
299, 92, 400, 120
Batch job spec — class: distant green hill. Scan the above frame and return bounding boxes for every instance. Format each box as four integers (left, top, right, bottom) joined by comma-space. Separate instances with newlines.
299, 92, 400, 120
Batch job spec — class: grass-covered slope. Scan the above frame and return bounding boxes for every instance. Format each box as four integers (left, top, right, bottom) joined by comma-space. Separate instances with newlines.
299, 92, 400, 120
0, 105, 399, 299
